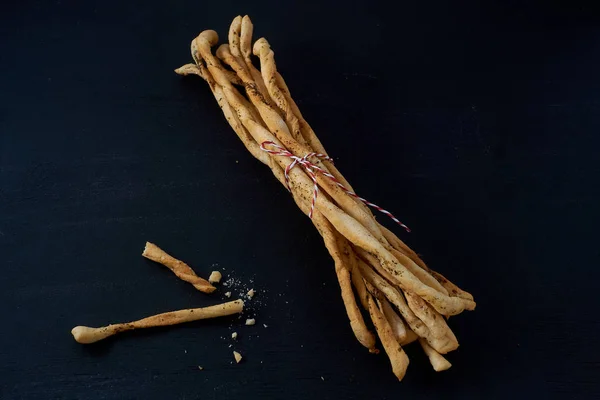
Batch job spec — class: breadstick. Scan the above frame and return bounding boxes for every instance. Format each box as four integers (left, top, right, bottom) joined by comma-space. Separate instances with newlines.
353, 246, 398, 284
232, 16, 277, 110
378, 298, 408, 342
350, 262, 370, 310
367, 295, 409, 380
252, 38, 306, 145
174, 63, 205, 79
388, 246, 448, 295
404, 291, 452, 340
419, 338, 452, 372
142, 242, 215, 293
326, 228, 377, 351
71, 300, 244, 344
240, 15, 253, 61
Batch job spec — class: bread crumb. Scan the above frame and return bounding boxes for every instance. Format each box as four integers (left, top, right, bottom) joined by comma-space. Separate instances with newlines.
231, 332, 238, 340
198, 366, 203, 370
233, 351, 242, 363
224, 291, 232, 298
245, 318, 256, 326
208, 271, 222, 283
247, 288, 256, 298
321, 376, 324, 381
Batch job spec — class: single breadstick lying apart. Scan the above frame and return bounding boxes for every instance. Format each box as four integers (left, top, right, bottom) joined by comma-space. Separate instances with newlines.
71, 299, 244, 344
142, 242, 216, 293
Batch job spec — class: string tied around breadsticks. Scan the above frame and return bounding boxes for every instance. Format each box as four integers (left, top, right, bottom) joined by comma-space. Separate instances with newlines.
260, 141, 410, 232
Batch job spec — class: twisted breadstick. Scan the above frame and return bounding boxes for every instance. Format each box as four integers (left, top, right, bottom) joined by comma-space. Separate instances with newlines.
142, 242, 215, 293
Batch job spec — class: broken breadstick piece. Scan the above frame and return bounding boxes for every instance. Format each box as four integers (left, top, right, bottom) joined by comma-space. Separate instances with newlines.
142, 242, 216, 293
419, 338, 452, 371
209, 271, 222, 283
232, 332, 238, 340
71, 299, 244, 344
247, 288, 256, 298
245, 318, 256, 326
233, 351, 243, 363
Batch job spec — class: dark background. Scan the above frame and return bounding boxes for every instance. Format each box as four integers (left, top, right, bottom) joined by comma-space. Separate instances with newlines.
1, 0, 599, 398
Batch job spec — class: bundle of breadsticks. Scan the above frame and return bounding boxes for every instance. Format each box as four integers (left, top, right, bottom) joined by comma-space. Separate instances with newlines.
176, 15, 476, 380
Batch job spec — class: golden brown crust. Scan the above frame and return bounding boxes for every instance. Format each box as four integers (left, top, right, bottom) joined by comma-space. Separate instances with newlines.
71, 300, 244, 344
142, 242, 216, 293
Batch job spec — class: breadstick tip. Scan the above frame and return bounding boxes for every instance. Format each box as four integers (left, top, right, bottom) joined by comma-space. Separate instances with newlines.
215, 44, 230, 59
71, 325, 113, 344
174, 64, 202, 77
198, 30, 219, 46
252, 38, 269, 56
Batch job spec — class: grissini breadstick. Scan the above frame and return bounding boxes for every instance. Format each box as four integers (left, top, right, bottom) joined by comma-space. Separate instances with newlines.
327, 230, 378, 351
350, 263, 370, 311
252, 38, 307, 146
367, 295, 409, 380
388, 246, 448, 295
404, 291, 452, 340
71, 300, 244, 344
142, 242, 216, 293
354, 246, 399, 285
419, 338, 452, 371
240, 15, 253, 62
379, 298, 408, 342
232, 15, 277, 111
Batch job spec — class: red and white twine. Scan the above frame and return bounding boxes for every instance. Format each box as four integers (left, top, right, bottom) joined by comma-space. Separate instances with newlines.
260, 141, 410, 232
